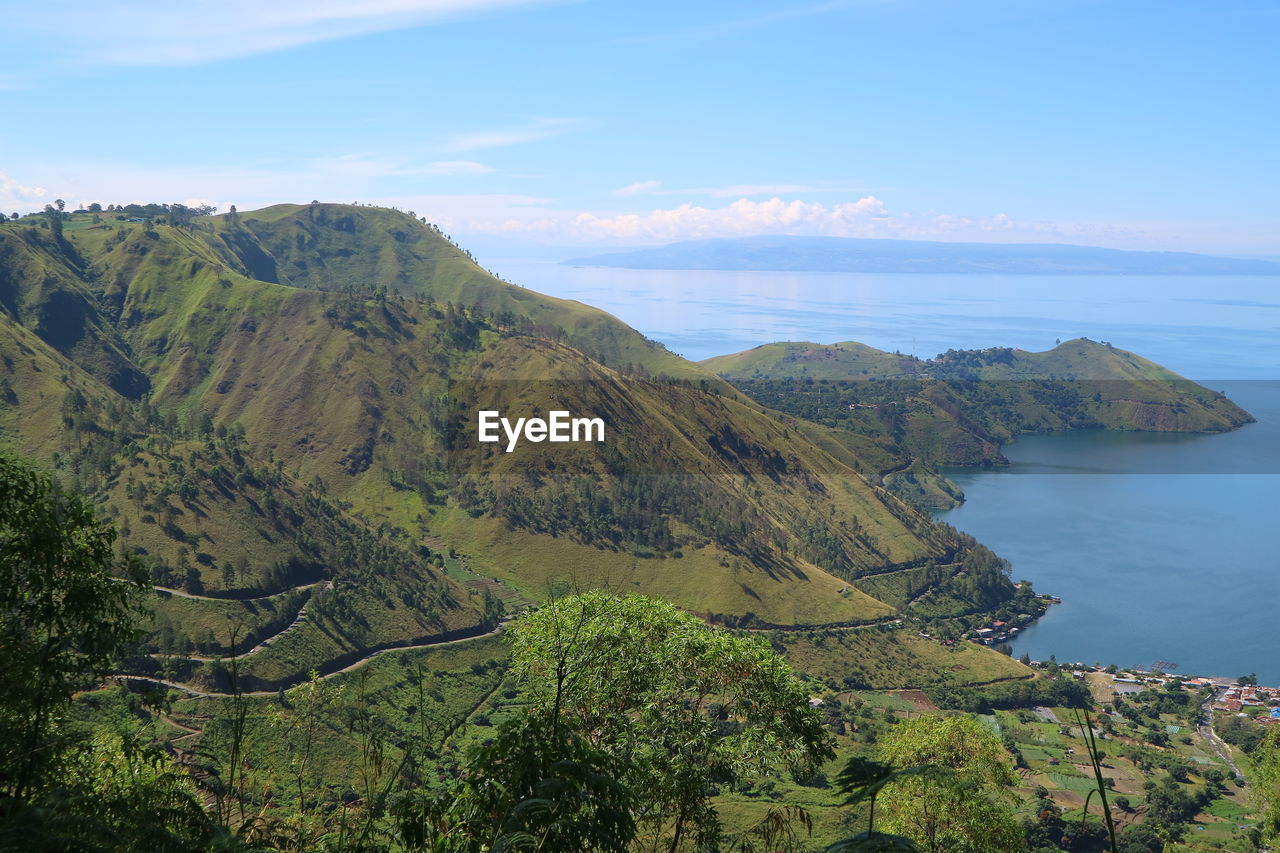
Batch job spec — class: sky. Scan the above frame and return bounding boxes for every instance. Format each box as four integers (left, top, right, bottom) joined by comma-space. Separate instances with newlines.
1, 0, 1277, 257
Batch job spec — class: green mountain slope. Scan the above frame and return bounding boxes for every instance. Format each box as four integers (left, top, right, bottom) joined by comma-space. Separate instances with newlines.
207, 204, 705, 379
0, 205, 1030, 685
703, 338, 1253, 507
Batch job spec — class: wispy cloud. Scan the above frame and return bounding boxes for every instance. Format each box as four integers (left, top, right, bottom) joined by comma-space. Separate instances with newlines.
613, 180, 662, 197
0, 169, 50, 211
437, 118, 579, 153
5, 159, 1233, 254
7, 0, 560, 69
462, 195, 1141, 247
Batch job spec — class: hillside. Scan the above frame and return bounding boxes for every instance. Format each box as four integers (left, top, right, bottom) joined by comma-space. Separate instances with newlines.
564, 235, 1280, 275
0, 204, 1036, 688
704, 339, 1254, 506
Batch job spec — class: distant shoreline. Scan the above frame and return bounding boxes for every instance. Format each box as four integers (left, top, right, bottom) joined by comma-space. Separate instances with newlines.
565, 235, 1280, 276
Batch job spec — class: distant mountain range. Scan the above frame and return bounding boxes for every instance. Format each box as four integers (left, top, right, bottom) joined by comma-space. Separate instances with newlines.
563, 236, 1280, 275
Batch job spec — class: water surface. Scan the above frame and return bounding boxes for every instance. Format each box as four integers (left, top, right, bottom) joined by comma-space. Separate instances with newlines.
490, 261, 1280, 681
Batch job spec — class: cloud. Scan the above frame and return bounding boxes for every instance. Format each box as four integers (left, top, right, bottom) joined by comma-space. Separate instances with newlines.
0, 169, 50, 211
560, 197, 893, 241
457, 195, 1141, 247
437, 118, 578, 153
8, 0, 558, 68
3, 156, 1217, 253
613, 180, 662, 197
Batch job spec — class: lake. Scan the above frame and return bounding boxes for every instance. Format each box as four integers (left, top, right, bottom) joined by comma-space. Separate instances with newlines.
491, 260, 1280, 682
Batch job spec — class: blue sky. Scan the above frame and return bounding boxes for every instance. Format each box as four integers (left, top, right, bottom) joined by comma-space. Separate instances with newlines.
2, 0, 1276, 255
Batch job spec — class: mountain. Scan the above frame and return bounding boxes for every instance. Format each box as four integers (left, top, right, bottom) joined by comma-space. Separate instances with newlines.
564, 235, 1280, 275
0, 204, 1032, 689
702, 338, 1254, 507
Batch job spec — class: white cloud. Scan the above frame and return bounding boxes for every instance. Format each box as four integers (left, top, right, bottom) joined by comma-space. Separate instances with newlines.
558, 197, 892, 241
7, 157, 1251, 254
437, 118, 578, 153
0, 169, 50, 212
9, 0, 558, 68
458, 195, 1141, 247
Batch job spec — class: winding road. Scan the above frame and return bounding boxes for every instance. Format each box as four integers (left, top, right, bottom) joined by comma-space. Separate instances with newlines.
113, 617, 510, 699
147, 580, 328, 602
166, 582, 333, 662
1199, 695, 1247, 784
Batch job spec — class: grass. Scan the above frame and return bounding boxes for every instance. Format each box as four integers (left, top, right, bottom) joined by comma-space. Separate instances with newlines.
989, 683, 1261, 848
437, 511, 896, 627
145, 586, 312, 655
777, 626, 1033, 689
145, 635, 513, 808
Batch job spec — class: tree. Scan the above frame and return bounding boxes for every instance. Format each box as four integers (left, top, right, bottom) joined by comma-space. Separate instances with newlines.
42, 204, 62, 240
507, 592, 834, 852
873, 715, 1021, 853
1115, 824, 1164, 853
54, 199, 65, 213
0, 453, 147, 802
395, 713, 635, 852
828, 756, 950, 852
1257, 727, 1280, 845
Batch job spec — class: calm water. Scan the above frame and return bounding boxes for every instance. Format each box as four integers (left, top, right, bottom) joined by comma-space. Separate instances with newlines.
492, 261, 1280, 682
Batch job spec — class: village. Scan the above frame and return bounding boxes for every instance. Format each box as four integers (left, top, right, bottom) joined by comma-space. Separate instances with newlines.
963, 613, 1280, 725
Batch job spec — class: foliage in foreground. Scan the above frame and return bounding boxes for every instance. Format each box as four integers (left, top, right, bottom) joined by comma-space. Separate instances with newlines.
504, 591, 836, 850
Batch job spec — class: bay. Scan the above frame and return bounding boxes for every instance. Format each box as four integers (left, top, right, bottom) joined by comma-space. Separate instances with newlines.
490, 260, 1280, 682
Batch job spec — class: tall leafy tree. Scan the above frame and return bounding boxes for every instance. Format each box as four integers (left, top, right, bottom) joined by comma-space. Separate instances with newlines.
1258, 727, 1280, 845
507, 591, 833, 852
874, 715, 1021, 853
0, 454, 147, 803
395, 713, 635, 853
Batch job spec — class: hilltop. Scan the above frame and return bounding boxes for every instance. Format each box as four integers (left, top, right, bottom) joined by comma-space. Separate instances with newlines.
703, 338, 1253, 507
564, 235, 1280, 275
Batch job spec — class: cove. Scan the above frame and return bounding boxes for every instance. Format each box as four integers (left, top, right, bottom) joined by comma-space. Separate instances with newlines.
936, 380, 1280, 683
